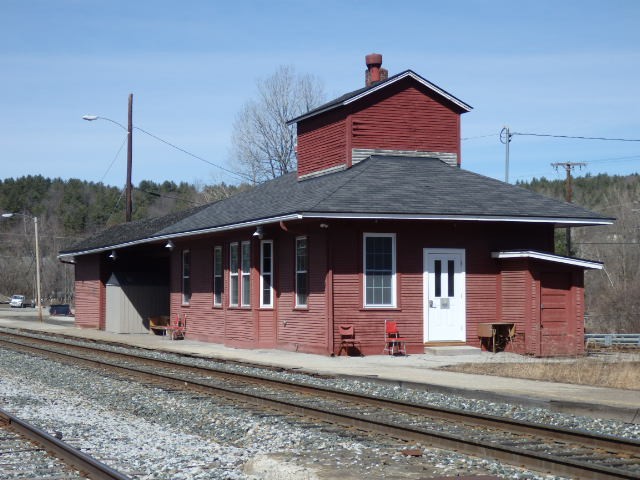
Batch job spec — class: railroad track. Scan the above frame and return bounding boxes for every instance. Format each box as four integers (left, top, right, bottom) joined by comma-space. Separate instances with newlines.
0, 406, 129, 479
1, 330, 639, 480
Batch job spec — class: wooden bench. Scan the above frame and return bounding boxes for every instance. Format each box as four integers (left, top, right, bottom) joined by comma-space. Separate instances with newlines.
478, 322, 515, 353
149, 315, 170, 335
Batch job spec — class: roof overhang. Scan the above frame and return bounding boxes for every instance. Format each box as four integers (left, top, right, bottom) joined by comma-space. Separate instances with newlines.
300, 212, 613, 226
287, 70, 472, 125
57, 214, 302, 260
59, 211, 612, 260
491, 250, 603, 270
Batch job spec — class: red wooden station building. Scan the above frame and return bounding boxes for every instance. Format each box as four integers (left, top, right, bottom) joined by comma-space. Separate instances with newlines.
59, 54, 612, 357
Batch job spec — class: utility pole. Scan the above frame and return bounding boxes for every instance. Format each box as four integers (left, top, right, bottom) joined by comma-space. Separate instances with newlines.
552, 161, 586, 255
126, 93, 133, 222
500, 126, 512, 183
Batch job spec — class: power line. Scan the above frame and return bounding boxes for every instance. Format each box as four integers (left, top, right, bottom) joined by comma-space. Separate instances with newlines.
134, 187, 202, 205
461, 133, 497, 141
133, 126, 253, 182
512, 132, 640, 142
99, 133, 128, 183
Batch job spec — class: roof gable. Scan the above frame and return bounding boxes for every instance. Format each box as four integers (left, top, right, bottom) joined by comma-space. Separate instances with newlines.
287, 70, 472, 126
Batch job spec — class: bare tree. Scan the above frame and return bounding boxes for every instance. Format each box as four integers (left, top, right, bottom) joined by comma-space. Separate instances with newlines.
232, 66, 325, 183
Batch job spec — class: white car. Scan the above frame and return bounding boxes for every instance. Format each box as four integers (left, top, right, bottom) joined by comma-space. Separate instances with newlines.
9, 295, 26, 308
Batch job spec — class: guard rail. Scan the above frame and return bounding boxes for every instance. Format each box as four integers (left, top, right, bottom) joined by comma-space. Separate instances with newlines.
584, 333, 640, 347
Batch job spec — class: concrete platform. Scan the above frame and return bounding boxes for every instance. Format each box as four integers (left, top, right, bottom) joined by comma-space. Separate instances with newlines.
0, 311, 638, 423
424, 345, 482, 356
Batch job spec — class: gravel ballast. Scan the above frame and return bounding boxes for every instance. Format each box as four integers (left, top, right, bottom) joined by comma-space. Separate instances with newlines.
0, 330, 637, 479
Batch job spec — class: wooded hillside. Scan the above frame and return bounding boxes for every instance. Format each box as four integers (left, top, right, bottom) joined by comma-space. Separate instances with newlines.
1, 173, 637, 332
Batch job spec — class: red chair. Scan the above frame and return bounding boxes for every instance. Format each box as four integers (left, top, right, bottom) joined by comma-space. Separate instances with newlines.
383, 320, 407, 355
167, 314, 187, 340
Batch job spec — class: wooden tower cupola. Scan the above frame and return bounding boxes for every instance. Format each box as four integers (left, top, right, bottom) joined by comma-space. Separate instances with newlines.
288, 54, 473, 180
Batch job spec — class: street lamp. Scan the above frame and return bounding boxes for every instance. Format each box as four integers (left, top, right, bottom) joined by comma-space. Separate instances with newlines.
1, 212, 42, 322
83, 93, 134, 222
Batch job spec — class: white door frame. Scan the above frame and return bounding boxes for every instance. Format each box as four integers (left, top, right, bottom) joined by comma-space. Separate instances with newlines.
423, 248, 466, 342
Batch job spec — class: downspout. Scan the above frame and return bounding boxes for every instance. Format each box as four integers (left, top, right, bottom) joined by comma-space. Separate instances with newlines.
325, 225, 334, 356
279, 220, 305, 236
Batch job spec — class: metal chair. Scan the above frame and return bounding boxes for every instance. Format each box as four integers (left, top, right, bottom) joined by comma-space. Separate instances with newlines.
383, 320, 407, 355
336, 324, 362, 356
167, 313, 187, 340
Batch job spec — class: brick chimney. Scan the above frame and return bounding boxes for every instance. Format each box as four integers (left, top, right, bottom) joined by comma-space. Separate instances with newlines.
365, 53, 388, 87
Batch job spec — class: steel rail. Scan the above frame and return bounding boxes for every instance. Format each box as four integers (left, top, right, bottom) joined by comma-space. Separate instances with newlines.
0, 407, 130, 480
1, 332, 639, 480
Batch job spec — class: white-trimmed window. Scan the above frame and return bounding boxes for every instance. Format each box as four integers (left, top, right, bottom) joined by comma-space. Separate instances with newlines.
241, 241, 251, 307
260, 240, 274, 308
182, 249, 191, 305
295, 236, 308, 308
213, 246, 223, 306
363, 233, 396, 307
229, 243, 239, 306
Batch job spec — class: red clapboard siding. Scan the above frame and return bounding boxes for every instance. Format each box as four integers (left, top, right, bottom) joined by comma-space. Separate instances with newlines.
277, 233, 328, 353
297, 111, 346, 178
74, 255, 103, 328
351, 85, 459, 155
500, 260, 530, 354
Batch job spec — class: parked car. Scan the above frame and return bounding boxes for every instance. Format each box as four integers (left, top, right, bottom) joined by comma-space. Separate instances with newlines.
9, 295, 35, 308
9, 295, 26, 308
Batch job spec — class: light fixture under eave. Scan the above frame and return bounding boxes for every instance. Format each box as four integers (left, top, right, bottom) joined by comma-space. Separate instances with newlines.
108, 250, 117, 260
252, 226, 264, 239
165, 240, 175, 251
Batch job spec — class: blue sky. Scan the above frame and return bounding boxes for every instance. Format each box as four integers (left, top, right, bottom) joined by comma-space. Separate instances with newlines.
1, 0, 639, 189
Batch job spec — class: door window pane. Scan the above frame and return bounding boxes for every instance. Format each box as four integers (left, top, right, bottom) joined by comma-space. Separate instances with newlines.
434, 260, 442, 298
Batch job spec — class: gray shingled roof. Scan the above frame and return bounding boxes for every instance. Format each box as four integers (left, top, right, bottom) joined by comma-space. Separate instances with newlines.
60, 156, 612, 257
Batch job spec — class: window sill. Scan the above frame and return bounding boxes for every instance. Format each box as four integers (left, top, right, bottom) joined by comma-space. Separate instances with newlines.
360, 306, 401, 312
293, 306, 309, 311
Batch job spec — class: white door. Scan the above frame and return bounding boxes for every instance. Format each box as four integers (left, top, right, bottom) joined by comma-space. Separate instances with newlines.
424, 249, 466, 342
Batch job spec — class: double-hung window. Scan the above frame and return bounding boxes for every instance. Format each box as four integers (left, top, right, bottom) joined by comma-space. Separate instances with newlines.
182, 249, 191, 305
213, 246, 223, 306
363, 233, 396, 307
229, 243, 239, 306
295, 236, 308, 308
241, 241, 251, 307
260, 240, 273, 308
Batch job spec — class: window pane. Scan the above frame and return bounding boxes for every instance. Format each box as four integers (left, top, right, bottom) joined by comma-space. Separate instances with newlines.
242, 274, 251, 305
214, 277, 222, 305
261, 241, 273, 307
230, 277, 238, 305
434, 260, 442, 297
241, 243, 250, 272
230, 244, 238, 306
230, 244, 238, 272
296, 238, 308, 307
213, 247, 222, 305
365, 235, 394, 306
447, 260, 455, 297
214, 248, 222, 276
263, 274, 271, 305
182, 250, 191, 303
296, 273, 308, 306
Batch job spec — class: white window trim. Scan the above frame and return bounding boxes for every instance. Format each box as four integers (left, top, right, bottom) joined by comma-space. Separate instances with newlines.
229, 242, 239, 307
241, 240, 251, 307
295, 236, 308, 308
213, 245, 223, 306
182, 249, 191, 305
260, 240, 274, 308
363, 233, 397, 308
